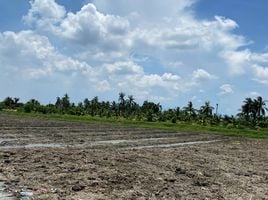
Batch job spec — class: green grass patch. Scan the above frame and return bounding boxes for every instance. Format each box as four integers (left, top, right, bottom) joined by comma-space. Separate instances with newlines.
1, 111, 268, 139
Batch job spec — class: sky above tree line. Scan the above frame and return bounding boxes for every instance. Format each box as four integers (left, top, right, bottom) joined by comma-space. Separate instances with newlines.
0, 0, 268, 115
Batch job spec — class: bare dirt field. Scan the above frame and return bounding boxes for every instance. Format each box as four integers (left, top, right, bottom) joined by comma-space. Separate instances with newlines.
0, 113, 267, 200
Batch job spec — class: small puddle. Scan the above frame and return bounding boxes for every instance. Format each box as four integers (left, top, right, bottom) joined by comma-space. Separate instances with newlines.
126, 140, 222, 149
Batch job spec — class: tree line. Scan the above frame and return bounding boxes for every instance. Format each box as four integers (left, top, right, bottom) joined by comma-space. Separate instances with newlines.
0, 93, 267, 128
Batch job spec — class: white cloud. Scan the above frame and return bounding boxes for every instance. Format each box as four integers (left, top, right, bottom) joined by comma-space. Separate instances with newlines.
191, 95, 197, 101
213, 16, 238, 30
0, 29, 207, 103
23, 0, 263, 85
0, 30, 93, 79
220, 49, 251, 75
91, 0, 196, 21
94, 60, 214, 101
251, 64, 268, 78
251, 64, 268, 84
162, 73, 181, 81
23, 0, 66, 31
12, 0, 239, 105
166, 61, 185, 69
250, 53, 268, 63
192, 69, 217, 81
24, 1, 130, 54
24, 0, 249, 63
249, 91, 261, 97
104, 61, 143, 75
58, 3, 129, 46
101, 61, 186, 95
128, 14, 246, 54
1, 0, 268, 113
220, 49, 268, 76
96, 80, 111, 92
219, 84, 234, 95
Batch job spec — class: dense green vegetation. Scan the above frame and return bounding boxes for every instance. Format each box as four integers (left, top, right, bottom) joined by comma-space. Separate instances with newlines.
0, 93, 268, 138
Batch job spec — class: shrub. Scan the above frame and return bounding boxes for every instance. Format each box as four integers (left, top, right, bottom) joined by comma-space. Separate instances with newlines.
256, 120, 268, 128
226, 123, 235, 129
24, 104, 32, 113
171, 116, 177, 123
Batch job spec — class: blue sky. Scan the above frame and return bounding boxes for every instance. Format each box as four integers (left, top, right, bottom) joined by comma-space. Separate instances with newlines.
195, 0, 268, 52
0, 0, 268, 115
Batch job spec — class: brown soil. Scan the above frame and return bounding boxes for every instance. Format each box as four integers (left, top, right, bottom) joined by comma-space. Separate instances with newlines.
0, 113, 267, 200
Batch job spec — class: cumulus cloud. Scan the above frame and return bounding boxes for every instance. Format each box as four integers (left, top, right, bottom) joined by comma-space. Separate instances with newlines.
23, 0, 266, 85
23, 0, 66, 31
100, 61, 187, 98
192, 69, 217, 81
23, 0, 249, 62
219, 84, 234, 95
0, 29, 200, 102
104, 61, 143, 75
91, 0, 196, 21
24, 1, 130, 54
58, 4, 130, 46
250, 52, 268, 63
251, 64, 268, 84
1, 0, 268, 112
220, 50, 251, 75
0, 30, 93, 79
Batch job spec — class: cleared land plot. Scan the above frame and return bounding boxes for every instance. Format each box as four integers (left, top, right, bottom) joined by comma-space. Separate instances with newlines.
0, 113, 267, 199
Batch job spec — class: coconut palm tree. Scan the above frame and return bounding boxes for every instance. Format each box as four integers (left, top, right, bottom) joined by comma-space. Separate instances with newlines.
141, 101, 162, 121
3, 97, 14, 109
183, 101, 196, 119
83, 98, 90, 111
118, 92, 126, 116
255, 96, 267, 118
241, 97, 253, 119
90, 96, 99, 116
127, 95, 134, 106
200, 101, 214, 118
238, 97, 267, 125
111, 101, 119, 117
61, 94, 70, 111
126, 95, 135, 117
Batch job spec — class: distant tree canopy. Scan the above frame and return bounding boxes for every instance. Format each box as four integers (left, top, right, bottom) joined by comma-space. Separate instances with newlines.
2, 97, 21, 109
1, 94, 268, 128
238, 96, 268, 127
